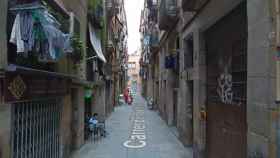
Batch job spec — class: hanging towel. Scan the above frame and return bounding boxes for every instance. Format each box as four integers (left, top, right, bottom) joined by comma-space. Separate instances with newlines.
10, 14, 25, 53
20, 11, 34, 53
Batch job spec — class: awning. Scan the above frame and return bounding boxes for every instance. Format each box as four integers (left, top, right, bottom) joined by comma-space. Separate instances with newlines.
88, 23, 107, 63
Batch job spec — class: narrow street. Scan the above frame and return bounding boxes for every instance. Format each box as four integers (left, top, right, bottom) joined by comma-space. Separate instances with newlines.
71, 92, 193, 158
1, 0, 279, 157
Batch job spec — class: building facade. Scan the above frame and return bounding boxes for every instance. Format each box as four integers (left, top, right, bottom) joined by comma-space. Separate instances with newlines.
0, 0, 127, 158
106, 0, 128, 107
140, 0, 280, 157
128, 52, 141, 87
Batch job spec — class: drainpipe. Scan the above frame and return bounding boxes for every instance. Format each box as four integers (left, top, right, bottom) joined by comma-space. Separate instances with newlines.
276, 0, 280, 102
275, 0, 280, 157
275, 0, 280, 98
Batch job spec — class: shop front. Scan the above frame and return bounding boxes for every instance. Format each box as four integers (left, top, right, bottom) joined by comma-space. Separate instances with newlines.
3, 66, 71, 158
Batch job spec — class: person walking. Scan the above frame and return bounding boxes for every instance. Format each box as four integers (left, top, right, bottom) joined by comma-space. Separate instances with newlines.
124, 87, 129, 104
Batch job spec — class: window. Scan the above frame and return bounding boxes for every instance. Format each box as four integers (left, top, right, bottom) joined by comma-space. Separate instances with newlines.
184, 36, 194, 69
128, 62, 136, 69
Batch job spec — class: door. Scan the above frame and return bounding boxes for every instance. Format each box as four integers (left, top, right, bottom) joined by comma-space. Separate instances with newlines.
71, 89, 78, 150
155, 81, 159, 109
84, 97, 92, 140
205, 2, 247, 158
173, 89, 178, 126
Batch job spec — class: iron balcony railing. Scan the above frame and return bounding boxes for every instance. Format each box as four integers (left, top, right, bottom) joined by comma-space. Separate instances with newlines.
150, 34, 159, 48
148, 5, 158, 22
106, 0, 114, 17
88, 5, 104, 29
158, 0, 177, 30
150, 26, 159, 50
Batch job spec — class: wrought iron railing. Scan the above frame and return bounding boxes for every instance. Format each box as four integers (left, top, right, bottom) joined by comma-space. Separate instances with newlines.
148, 5, 158, 22
150, 29, 159, 49
105, 0, 115, 17
88, 2, 104, 29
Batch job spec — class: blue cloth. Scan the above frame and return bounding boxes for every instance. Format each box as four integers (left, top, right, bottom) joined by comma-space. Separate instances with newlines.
20, 11, 34, 54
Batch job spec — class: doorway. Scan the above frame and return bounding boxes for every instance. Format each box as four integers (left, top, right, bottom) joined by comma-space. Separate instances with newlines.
205, 2, 247, 158
71, 89, 78, 151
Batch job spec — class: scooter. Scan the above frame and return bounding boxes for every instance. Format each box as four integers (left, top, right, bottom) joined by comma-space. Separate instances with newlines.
147, 98, 154, 110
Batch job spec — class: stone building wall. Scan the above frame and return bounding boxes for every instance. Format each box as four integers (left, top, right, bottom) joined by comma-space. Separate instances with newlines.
247, 0, 278, 157
0, 1, 10, 158
60, 0, 88, 80
0, 0, 8, 70
179, 0, 244, 157
60, 95, 72, 158
0, 104, 11, 158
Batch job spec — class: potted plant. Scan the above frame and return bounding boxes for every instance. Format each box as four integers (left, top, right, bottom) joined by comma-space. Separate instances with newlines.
70, 35, 84, 65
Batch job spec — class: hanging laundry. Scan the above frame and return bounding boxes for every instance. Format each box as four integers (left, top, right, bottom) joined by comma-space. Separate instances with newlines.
19, 11, 34, 53
9, 2, 72, 63
10, 14, 25, 53
63, 34, 73, 53
33, 9, 72, 62
42, 24, 65, 61
32, 10, 48, 54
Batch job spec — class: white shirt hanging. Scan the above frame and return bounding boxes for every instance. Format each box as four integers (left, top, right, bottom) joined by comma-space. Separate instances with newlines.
10, 14, 25, 53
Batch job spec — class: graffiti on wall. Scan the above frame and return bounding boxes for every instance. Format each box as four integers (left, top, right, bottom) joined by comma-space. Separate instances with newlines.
217, 56, 233, 104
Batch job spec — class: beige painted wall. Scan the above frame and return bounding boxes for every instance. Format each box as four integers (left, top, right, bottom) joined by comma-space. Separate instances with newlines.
128, 53, 141, 86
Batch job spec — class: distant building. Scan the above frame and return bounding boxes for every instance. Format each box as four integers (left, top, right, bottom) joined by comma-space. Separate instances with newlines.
128, 52, 140, 87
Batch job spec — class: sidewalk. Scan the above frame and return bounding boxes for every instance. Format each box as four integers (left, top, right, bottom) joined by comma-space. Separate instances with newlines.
71, 94, 193, 158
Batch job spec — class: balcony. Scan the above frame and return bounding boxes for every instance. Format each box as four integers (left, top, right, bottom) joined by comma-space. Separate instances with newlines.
106, 0, 114, 17
182, 0, 207, 12
150, 27, 159, 52
158, 0, 177, 30
88, 3, 104, 29
148, 6, 158, 22
150, 35, 159, 50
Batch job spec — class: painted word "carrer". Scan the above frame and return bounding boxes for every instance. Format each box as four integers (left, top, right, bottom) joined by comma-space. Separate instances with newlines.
123, 106, 146, 149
